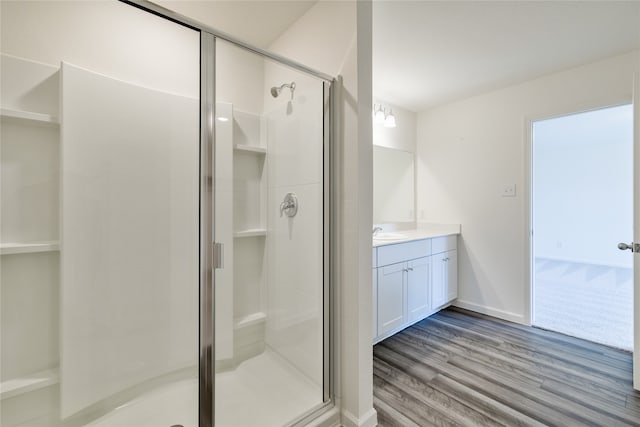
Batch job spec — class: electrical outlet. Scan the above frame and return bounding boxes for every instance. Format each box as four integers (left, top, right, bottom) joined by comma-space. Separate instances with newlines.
500, 184, 516, 197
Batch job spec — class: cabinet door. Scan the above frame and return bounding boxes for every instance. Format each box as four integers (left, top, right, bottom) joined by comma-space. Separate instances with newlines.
431, 254, 447, 310
372, 269, 378, 339
446, 250, 458, 302
377, 262, 406, 336
407, 257, 431, 322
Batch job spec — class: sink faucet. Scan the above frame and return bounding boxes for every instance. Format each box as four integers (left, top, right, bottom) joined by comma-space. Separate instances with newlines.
372, 227, 383, 237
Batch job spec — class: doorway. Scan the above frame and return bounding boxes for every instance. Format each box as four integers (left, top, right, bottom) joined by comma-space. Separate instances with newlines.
531, 104, 634, 350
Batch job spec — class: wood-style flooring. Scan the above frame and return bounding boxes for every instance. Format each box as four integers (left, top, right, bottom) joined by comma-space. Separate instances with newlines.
373, 307, 640, 426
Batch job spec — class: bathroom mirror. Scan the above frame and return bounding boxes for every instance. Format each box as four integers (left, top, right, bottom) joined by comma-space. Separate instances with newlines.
373, 145, 415, 224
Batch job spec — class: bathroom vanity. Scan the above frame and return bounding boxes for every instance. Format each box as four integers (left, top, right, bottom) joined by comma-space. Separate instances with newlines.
372, 226, 460, 344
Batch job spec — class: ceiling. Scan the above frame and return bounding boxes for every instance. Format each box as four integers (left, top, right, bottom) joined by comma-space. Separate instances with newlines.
153, 0, 317, 48
373, 1, 640, 112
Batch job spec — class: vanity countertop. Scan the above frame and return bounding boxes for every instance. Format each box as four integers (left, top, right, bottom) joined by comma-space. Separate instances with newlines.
372, 223, 461, 247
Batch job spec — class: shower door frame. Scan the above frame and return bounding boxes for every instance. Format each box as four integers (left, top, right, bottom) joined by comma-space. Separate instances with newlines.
121, 2, 336, 426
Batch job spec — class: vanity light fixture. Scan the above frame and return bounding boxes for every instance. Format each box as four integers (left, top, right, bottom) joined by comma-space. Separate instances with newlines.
372, 103, 397, 128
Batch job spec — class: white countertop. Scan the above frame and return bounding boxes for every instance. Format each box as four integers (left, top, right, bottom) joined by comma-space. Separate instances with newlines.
372, 223, 461, 247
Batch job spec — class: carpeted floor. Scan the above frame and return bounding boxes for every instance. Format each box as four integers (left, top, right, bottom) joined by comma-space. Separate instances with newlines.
533, 258, 633, 351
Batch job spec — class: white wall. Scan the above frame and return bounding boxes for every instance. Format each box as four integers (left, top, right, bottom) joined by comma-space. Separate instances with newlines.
417, 50, 640, 324
0, 1, 199, 98
216, 40, 265, 114
269, 2, 376, 426
533, 105, 633, 268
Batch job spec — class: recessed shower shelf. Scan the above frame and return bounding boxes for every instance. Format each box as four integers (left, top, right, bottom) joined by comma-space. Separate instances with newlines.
234, 229, 267, 238
0, 368, 59, 400
1, 241, 60, 255
234, 144, 266, 154
1, 107, 59, 125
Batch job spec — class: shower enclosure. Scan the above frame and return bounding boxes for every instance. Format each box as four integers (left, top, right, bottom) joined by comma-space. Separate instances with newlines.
0, 1, 334, 426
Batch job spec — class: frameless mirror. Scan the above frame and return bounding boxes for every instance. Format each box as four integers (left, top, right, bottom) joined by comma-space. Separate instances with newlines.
373, 145, 415, 224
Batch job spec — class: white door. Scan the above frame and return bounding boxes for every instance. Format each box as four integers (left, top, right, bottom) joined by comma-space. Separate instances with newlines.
447, 250, 458, 302
407, 257, 431, 322
431, 254, 447, 310
634, 72, 640, 390
377, 262, 406, 335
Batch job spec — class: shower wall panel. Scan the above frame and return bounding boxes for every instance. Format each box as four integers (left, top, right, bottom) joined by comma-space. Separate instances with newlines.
60, 62, 199, 418
264, 68, 324, 387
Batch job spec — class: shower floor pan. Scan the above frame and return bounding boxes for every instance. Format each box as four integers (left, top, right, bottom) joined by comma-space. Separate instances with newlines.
86, 350, 321, 427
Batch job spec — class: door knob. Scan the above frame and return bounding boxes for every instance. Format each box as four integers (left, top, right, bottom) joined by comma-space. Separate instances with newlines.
618, 242, 635, 252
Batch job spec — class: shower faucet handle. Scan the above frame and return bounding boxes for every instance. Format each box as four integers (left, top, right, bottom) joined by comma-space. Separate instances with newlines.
280, 193, 298, 218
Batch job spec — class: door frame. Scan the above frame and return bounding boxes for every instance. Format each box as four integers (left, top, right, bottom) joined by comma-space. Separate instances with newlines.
524, 99, 634, 328
633, 72, 640, 389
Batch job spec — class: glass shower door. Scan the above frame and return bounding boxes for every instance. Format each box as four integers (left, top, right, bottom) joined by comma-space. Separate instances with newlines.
213, 39, 329, 426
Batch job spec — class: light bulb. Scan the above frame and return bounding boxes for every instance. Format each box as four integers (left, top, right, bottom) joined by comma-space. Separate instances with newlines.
374, 106, 386, 124
384, 110, 396, 128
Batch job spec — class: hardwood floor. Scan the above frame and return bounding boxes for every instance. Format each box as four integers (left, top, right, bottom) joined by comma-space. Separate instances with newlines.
373, 307, 640, 426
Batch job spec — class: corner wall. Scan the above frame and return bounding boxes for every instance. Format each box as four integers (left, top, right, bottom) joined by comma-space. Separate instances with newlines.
416, 50, 640, 324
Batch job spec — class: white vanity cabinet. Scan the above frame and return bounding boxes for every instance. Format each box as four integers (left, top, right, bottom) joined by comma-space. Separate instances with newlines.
376, 256, 432, 337
373, 233, 458, 344
374, 238, 431, 342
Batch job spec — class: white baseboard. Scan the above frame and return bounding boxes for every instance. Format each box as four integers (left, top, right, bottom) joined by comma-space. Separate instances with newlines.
453, 299, 525, 325
341, 407, 378, 427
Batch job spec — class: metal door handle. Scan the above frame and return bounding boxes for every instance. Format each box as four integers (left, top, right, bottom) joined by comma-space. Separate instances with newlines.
618, 242, 636, 252
213, 242, 224, 269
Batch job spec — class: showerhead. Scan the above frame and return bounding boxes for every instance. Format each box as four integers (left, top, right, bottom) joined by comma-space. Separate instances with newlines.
270, 81, 296, 98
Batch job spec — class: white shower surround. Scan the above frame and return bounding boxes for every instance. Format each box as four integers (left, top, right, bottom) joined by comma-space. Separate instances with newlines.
60, 61, 199, 418
3, 0, 352, 424
264, 64, 325, 389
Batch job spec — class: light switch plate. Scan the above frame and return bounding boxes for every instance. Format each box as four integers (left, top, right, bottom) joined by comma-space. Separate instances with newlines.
501, 184, 516, 197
